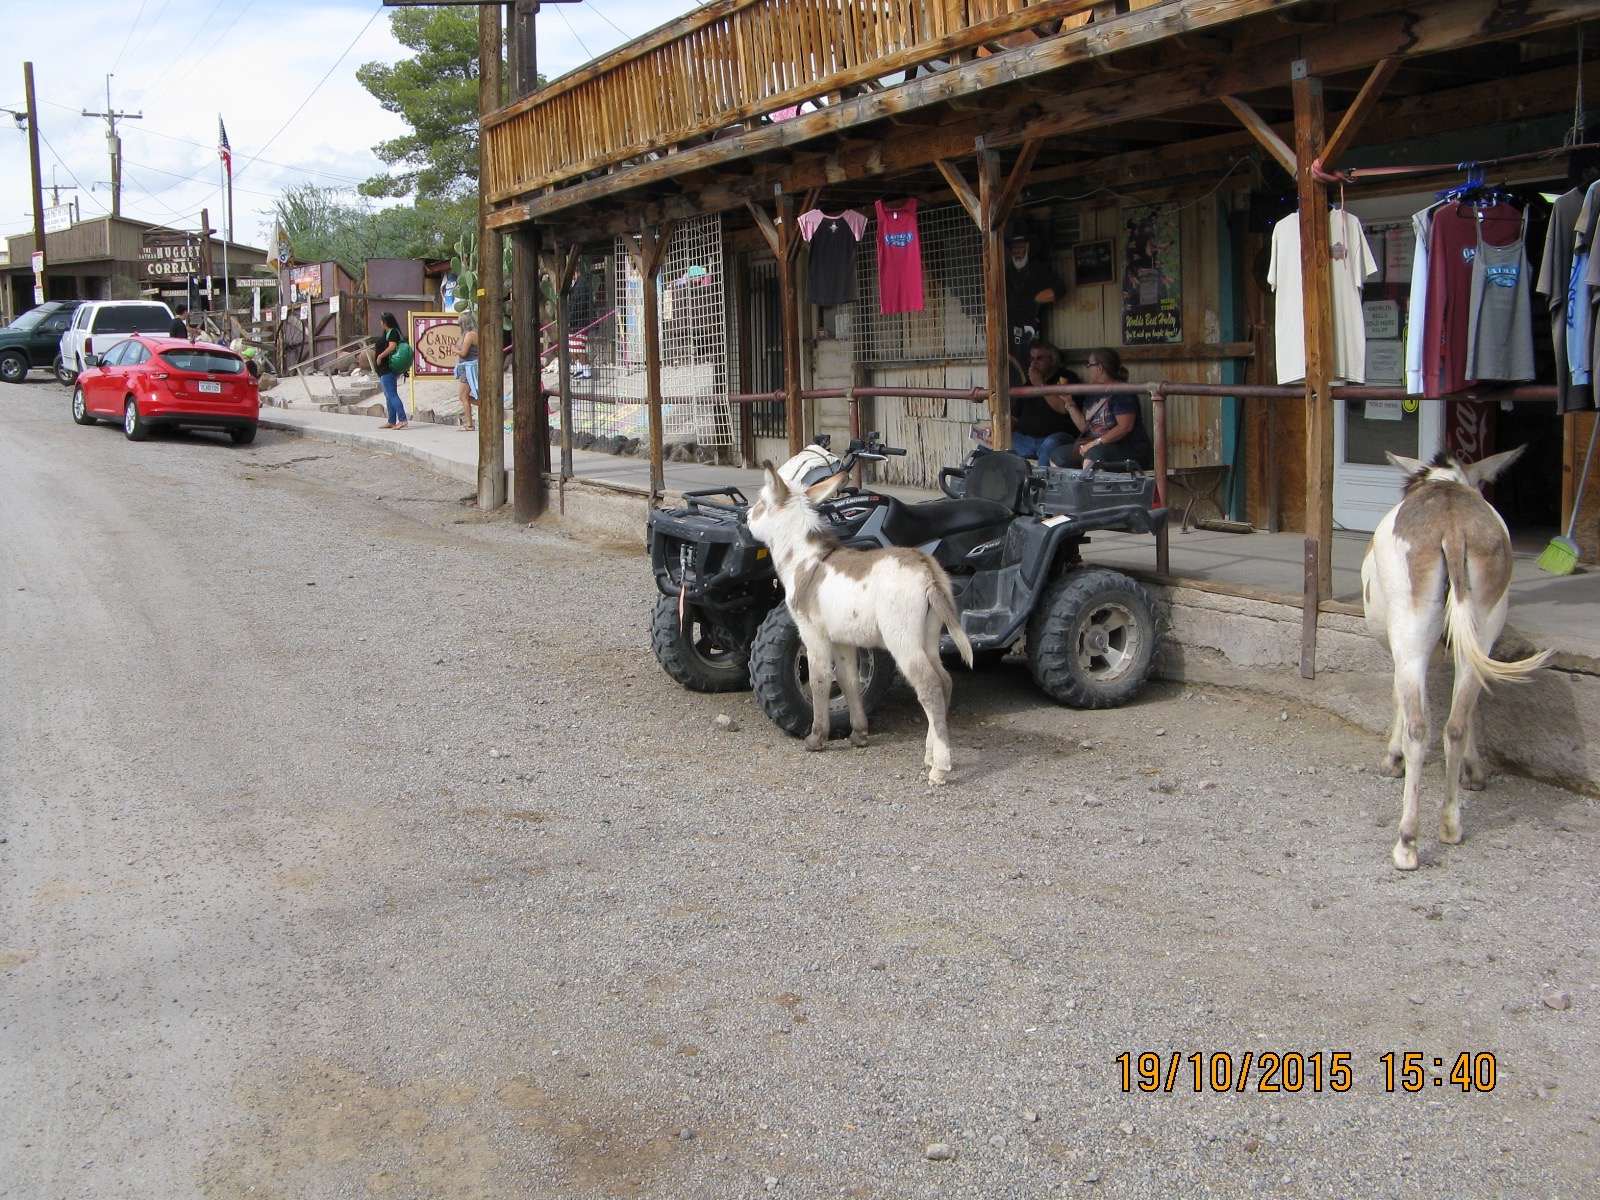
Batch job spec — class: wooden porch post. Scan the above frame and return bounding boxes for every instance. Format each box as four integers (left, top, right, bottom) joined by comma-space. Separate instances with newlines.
979, 148, 1011, 448
511, 224, 546, 520
544, 242, 581, 481
476, 3, 506, 511
1292, 61, 1334, 677
509, 0, 546, 521
624, 225, 673, 500
776, 193, 805, 456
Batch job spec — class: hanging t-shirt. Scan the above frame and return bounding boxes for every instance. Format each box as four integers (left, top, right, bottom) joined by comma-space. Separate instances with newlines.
1266, 207, 1378, 384
1404, 202, 1443, 395
798, 208, 868, 307
1536, 188, 1586, 409
875, 198, 925, 315
1465, 208, 1534, 383
1422, 200, 1521, 397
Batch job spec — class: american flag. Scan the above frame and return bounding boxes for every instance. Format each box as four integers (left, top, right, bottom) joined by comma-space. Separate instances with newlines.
218, 116, 231, 178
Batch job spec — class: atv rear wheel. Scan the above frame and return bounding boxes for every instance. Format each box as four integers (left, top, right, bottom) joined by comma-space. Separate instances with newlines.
650, 593, 752, 692
750, 606, 896, 739
1026, 567, 1157, 709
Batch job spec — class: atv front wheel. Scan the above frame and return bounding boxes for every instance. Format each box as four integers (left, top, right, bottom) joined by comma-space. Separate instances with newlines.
1026, 567, 1157, 708
650, 593, 752, 692
750, 606, 896, 739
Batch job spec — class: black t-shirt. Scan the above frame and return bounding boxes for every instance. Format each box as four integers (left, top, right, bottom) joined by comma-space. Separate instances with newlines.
807, 217, 861, 306
375, 328, 400, 375
1011, 367, 1080, 438
169, 317, 187, 338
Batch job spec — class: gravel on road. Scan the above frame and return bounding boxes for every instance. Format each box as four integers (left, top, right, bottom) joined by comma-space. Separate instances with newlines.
2, 380, 1595, 1199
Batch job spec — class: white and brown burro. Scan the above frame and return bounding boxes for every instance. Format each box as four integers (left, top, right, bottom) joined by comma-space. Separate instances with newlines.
745, 462, 974, 785
1361, 448, 1551, 870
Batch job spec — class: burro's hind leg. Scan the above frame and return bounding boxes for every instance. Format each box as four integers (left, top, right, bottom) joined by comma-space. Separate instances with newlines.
835, 647, 870, 747
1440, 668, 1485, 846
1391, 661, 1430, 871
897, 645, 955, 786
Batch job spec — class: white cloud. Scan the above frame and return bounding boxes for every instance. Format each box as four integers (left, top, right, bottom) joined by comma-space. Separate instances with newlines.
5, 0, 694, 253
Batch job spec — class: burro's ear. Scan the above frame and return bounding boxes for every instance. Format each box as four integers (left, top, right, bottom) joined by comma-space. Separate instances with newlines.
1464, 444, 1526, 488
806, 473, 846, 505
761, 460, 787, 498
1384, 451, 1428, 477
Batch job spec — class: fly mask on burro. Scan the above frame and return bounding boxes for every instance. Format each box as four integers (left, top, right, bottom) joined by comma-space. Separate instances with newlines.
745, 462, 974, 785
1361, 447, 1551, 870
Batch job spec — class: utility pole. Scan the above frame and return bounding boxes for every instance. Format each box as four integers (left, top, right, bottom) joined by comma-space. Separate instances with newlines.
23, 63, 46, 303
47, 168, 78, 209
82, 74, 141, 219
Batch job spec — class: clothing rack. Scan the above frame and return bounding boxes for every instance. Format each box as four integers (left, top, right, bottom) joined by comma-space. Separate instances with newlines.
1312, 142, 1600, 186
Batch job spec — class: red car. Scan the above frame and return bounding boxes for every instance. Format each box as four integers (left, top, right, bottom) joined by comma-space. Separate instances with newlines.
70, 335, 260, 444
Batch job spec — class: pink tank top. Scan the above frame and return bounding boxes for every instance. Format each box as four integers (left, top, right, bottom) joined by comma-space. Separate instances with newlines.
875, 198, 925, 314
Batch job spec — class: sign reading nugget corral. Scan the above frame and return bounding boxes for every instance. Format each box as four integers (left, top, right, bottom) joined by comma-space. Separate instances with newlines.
140, 231, 202, 279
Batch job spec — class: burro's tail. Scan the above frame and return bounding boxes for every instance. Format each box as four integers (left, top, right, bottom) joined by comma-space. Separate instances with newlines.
1441, 533, 1551, 689
926, 564, 974, 667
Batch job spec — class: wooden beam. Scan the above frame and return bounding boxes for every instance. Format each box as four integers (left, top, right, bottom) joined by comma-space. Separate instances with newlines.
1220, 95, 1297, 177
935, 159, 981, 226
511, 224, 546, 521
545, 241, 581, 482
991, 139, 1042, 231
629, 224, 673, 500
1293, 63, 1333, 673
1320, 56, 1400, 172
774, 193, 806, 456
744, 200, 780, 256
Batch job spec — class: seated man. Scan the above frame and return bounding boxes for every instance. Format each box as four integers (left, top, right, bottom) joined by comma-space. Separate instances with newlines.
1008, 343, 1080, 464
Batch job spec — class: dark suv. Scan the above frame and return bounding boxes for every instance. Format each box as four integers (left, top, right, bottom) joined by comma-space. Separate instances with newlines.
0, 301, 81, 383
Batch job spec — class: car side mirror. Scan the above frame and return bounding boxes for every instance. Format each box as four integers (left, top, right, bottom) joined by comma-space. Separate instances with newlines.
82, 354, 101, 368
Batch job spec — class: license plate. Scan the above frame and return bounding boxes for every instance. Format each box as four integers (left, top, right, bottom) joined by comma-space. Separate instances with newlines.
198, 380, 221, 394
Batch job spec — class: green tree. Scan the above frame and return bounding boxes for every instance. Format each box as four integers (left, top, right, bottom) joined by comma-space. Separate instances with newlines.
356, 7, 480, 202
270, 184, 470, 276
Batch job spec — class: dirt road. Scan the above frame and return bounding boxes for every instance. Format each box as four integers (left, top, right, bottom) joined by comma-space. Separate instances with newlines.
2, 380, 1595, 1199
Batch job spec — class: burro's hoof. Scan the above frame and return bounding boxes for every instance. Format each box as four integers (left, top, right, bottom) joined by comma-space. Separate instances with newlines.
926, 767, 948, 787
850, 731, 869, 748
1392, 841, 1419, 871
804, 734, 827, 752
1381, 754, 1404, 779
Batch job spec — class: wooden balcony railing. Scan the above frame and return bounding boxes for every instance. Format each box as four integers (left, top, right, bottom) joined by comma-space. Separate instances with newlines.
484, 0, 1119, 204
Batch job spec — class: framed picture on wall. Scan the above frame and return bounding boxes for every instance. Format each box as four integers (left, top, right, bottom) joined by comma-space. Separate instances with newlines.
1073, 239, 1114, 286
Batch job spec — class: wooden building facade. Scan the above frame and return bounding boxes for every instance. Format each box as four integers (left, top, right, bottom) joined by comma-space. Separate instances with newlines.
478, 0, 1600, 590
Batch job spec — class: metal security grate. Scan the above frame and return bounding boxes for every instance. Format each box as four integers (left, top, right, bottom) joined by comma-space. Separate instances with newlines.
854, 203, 985, 365
614, 214, 735, 447
745, 257, 786, 440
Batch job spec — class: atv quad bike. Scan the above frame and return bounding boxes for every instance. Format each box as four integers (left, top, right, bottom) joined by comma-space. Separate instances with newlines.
646, 435, 1168, 737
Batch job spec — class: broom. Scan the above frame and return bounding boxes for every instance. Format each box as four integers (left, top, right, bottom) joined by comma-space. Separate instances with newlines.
1537, 412, 1600, 575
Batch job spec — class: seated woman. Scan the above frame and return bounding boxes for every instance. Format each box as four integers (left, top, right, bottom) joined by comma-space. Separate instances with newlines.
1045, 347, 1154, 470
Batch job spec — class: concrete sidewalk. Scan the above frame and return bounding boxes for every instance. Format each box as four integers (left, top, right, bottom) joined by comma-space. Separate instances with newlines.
258, 401, 1600, 659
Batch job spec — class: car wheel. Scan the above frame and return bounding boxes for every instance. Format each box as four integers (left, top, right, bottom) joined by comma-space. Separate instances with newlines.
54, 355, 76, 386
1026, 567, 1157, 709
71, 385, 97, 426
230, 424, 257, 445
0, 351, 27, 384
749, 605, 896, 739
123, 398, 149, 441
650, 593, 750, 692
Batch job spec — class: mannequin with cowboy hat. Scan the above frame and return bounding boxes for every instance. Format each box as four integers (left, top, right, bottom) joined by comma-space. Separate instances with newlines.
1005, 229, 1067, 386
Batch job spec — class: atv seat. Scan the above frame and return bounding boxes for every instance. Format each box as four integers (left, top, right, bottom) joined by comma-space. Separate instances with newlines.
880, 496, 1016, 547
959, 450, 1036, 513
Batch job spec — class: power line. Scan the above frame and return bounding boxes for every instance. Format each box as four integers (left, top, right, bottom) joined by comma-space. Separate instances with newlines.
134, 0, 233, 103
142, 0, 259, 107
111, 0, 153, 75
36, 130, 110, 218
234, 3, 385, 183
585, 0, 634, 41
554, 6, 595, 61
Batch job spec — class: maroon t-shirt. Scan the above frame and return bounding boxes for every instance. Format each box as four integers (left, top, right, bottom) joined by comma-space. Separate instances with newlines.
875, 198, 925, 315
1423, 201, 1521, 397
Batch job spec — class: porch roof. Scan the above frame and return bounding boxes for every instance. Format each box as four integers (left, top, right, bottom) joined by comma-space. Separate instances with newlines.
485, 0, 1600, 241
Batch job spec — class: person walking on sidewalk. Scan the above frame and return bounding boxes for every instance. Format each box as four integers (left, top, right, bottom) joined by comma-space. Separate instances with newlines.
454, 313, 480, 431
375, 312, 409, 429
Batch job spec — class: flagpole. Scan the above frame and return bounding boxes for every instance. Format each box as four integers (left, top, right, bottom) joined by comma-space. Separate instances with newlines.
219, 114, 232, 336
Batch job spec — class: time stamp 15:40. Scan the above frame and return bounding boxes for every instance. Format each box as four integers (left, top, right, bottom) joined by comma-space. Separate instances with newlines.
1115, 1051, 1498, 1094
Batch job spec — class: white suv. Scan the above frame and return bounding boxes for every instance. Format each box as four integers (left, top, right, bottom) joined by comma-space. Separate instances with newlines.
57, 300, 175, 384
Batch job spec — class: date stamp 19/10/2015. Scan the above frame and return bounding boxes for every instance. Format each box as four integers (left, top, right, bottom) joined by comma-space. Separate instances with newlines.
1114, 1051, 1499, 1095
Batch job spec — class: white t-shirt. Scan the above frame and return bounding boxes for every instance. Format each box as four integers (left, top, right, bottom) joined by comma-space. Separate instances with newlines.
1268, 207, 1379, 384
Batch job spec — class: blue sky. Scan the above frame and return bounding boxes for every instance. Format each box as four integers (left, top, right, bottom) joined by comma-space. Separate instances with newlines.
4, 0, 691, 252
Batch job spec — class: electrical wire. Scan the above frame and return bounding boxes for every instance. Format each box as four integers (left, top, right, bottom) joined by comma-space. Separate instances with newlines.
584, 0, 634, 41
110, 0, 152, 75
234, 3, 385, 183
141, 0, 260, 107
133, 0, 234, 104
36, 130, 110, 218
554, 6, 595, 62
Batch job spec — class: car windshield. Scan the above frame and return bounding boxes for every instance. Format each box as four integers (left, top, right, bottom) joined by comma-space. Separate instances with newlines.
158, 349, 245, 375
94, 305, 172, 334
8, 309, 49, 332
